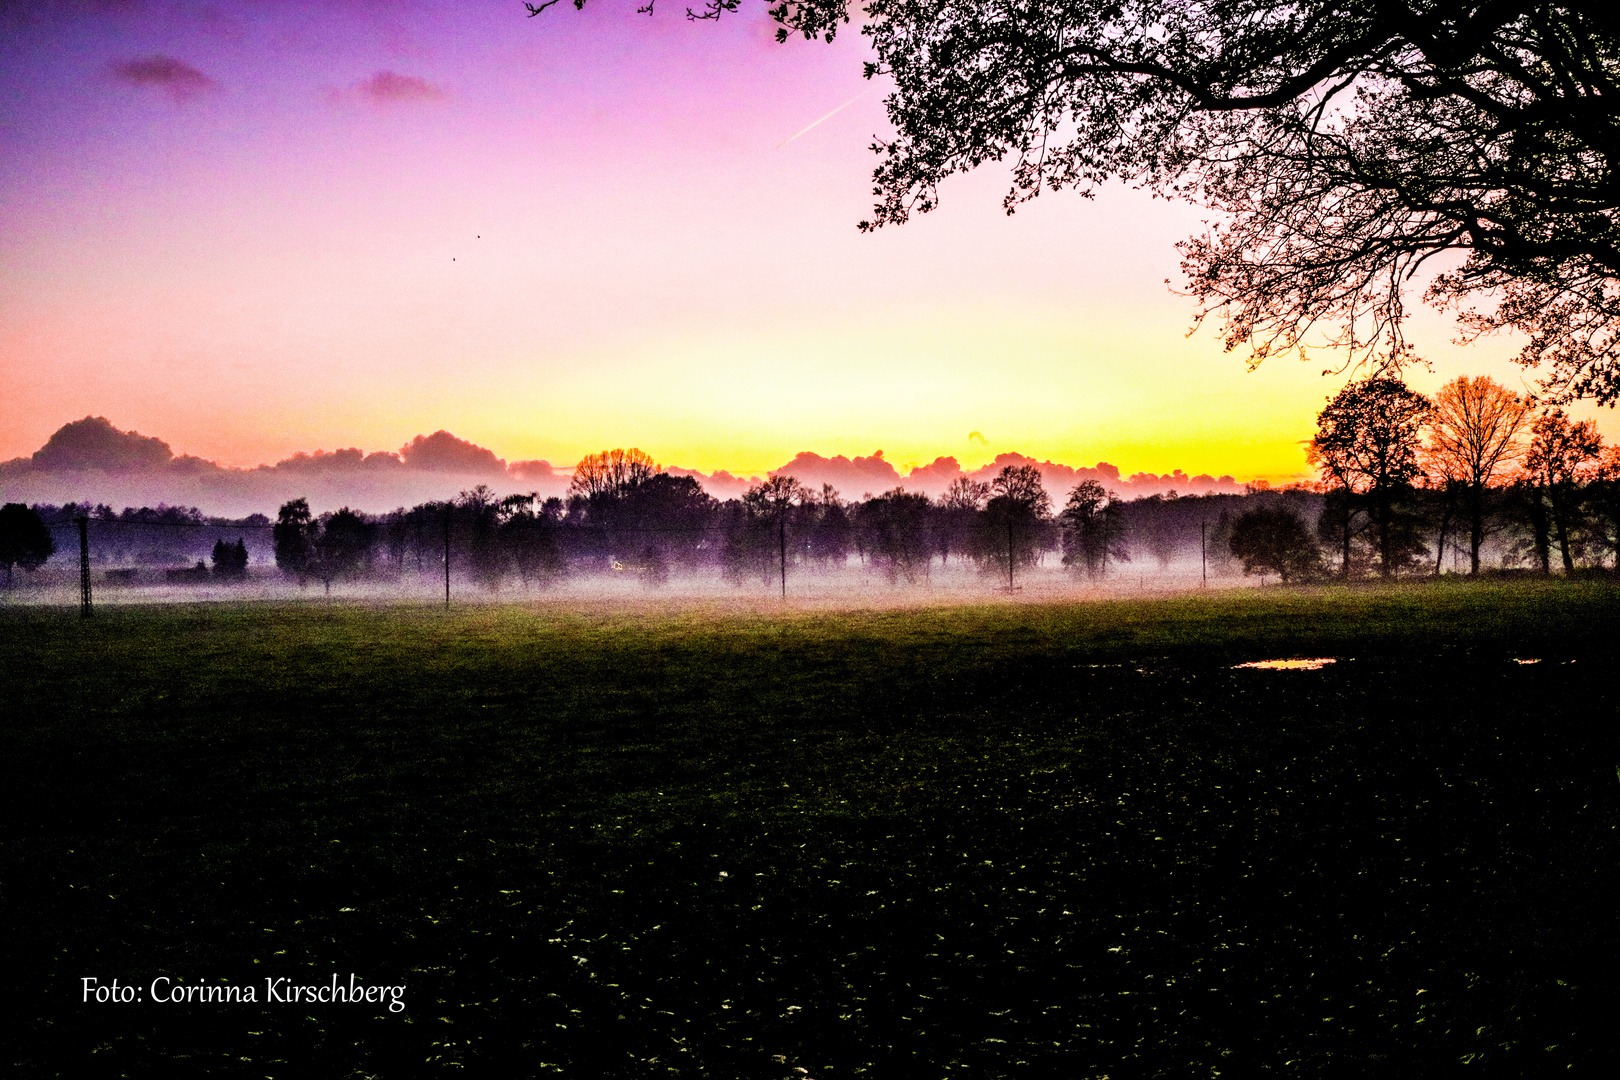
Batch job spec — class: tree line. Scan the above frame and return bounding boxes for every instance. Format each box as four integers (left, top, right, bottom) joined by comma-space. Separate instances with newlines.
260, 455, 1144, 592
1228, 375, 1620, 582
5, 387, 1617, 592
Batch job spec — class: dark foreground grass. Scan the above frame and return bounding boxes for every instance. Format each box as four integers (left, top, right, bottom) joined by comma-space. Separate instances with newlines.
3, 580, 1618, 1077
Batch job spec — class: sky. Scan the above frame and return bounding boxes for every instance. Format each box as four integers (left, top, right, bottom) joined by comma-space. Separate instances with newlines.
3, 0, 1614, 487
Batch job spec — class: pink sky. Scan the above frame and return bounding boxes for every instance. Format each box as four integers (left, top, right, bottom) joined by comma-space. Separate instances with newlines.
2, 0, 1613, 487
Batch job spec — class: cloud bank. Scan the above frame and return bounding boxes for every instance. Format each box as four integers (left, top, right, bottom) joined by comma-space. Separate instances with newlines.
1, 417, 1242, 518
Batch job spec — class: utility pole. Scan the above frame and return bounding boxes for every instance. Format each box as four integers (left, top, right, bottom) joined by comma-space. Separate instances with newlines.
778, 513, 787, 600
76, 516, 92, 618
1201, 521, 1207, 587
443, 508, 451, 610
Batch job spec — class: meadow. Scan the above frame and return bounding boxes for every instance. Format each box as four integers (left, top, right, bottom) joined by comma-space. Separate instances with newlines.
4, 580, 1618, 1077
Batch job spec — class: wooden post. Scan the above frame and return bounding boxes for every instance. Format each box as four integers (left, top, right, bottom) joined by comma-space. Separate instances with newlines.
443, 508, 451, 610
778, 513, 787, 600
76, 516, 92, 618
1201, 521, 1207, 587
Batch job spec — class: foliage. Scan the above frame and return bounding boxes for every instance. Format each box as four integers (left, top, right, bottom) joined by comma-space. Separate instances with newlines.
273, 498, 315, 578
854, 487, 935, 583
311, 509, 375, 591
0, 503, 55, 586
1059, 478, 1129, 579
1519, 408, 1605, 572
210, 538, 249, 581
1227, 504, 1322, 582
569, 447, 659, 500
1310, 375, 1432, 577
694, 0, 1620, 400
1423, 376, 1530, 575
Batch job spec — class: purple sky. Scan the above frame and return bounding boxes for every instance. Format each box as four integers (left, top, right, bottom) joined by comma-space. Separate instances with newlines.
2, 0, 1609, 488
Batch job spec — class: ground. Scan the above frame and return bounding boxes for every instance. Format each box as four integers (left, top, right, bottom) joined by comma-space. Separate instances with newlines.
4, 581, 1618, 1077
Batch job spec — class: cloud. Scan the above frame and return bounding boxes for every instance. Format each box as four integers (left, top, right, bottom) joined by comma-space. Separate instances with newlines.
968, 431, 988, 445
397, 431, 505, 474
900, 456, 965, 497
508, 459, 561, 484
356, 70, 445, 105
109, 55, 219, 100
270, 448, 404, 475
666, 468, 760, 500
770, 450, 903, 499
30, 416, 174, 471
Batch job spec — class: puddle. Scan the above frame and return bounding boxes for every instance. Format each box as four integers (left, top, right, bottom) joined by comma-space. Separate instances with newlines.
1512, 658, 1541, 665
1234, 658, 1337, 671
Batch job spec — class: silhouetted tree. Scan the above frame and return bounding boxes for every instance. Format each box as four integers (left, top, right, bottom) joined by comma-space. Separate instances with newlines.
981, 464, 1053, 576
1522, 409, 1604, 572
936, 477, 989, 567
1586, 448, 1620, 571
1228, 506, 1321, 583
1422, 376, 1530, 575
0, 503, 54, 586
624, 473, 719, 579
856, 488, 935, 583
458, 486, 507, 591
312, 508, 374, 593
1060, 479, 1128, 580
806, 484, 854, 569
570, 447, 659, 500
499, 494, 567, 589
273, 498, 315, 580
1310, 376, 1431, 577
211, 538, 249, 581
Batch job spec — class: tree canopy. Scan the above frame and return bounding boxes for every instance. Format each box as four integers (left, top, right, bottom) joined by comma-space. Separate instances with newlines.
0, 503, 55, 586
550, 1, 1620, 400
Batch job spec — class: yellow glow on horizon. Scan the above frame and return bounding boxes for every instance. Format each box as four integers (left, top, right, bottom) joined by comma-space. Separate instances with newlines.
467, 301, 1348, 483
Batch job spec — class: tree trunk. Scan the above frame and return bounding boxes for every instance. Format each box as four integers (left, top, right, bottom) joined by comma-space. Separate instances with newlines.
1551, 486, 1576, 572
1341, 485, 1353, 579
1433, 485, 1454, 577
1468, 483, 1485, 576
1375, 486, 1393, 578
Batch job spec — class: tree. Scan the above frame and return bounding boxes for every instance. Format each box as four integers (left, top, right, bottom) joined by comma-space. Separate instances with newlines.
211, 538, 249, 581
855, 487, 935, 583
570, 448, 660, 500
936, 476, 990, 566
499, 493, 567, 589
549, 2, 1620, 400
1059, 479, 1128, 580
0, 503, 54, 586
1422, 376, 1530, 575
1586, 446, 1620, 570
273, 498, 315, 579
312, 509, 375, 593
806, 484, 855, 568
1522, 408, 1604, 571
1228, 505, 1321, 583
1309, 376, 1431, 577
985, 464, 1054, 577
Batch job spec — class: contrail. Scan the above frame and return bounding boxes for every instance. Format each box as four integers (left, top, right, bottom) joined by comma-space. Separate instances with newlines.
774, 90, 871, 150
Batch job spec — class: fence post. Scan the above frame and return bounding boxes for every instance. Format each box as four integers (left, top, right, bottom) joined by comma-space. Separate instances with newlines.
443, 508, 451, 610
76, 516, 92, 618
779, 514, 787, 599
1201, 521, 1207, 587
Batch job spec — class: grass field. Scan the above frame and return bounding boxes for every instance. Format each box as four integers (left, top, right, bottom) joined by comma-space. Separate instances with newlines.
4, 581, 1619, 1077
